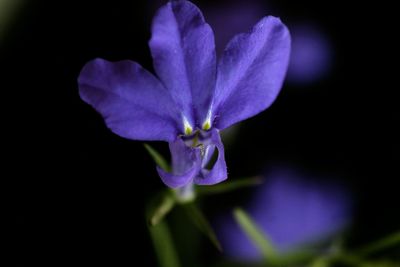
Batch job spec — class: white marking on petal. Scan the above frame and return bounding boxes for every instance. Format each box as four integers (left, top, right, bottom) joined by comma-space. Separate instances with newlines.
182, 115, 193, 135
202, 109, 212, 130
201, 146, 211, 167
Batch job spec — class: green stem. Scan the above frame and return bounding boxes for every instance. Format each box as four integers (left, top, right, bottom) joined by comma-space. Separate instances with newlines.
196, 177, 262, 196
183, 203, 222, 251
174, 182, 195, 203
148, 220, 181, 267
233, 208, 279, 265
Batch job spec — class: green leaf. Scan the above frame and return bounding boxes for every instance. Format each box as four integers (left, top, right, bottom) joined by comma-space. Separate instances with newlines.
183, 203, 222, 251
147, 191, 176, 226
196, 177, 262, 196
276, 250, 318, 266
310, 258, 329, 267
354, 231, 400, 257
148, 220, 181, 267
233, 208, 278, 264
144, 143, 171, 172
312, 254, 400, 267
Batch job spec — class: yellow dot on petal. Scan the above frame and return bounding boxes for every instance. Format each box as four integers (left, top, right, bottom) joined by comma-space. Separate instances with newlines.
185, 126, 193, 135
182, 115, 193, 135
202, 121, 211, 130
202, 110, 212, 130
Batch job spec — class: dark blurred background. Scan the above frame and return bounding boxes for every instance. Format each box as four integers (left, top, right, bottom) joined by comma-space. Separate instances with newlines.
5, 0, 397, 266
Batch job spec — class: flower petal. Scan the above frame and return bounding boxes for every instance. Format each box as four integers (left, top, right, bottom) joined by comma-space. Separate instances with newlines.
157, 165, 200, 189
157, 138, 202, 188
195, 129, 227, 185
78, 58, 179, 141
149, 0, 216, 128
213, 16, 291, 130
202, 145, 215, 168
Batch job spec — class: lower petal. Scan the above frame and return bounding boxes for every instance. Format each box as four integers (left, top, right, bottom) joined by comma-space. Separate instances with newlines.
157, 163, 199, 189
195, 129, 227, 185
157, 138, 202, 188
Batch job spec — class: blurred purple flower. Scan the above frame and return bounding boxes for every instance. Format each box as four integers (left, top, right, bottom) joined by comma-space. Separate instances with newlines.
216, 167, 352, 260
287, 24, 333, 85
78, 0, 290, 188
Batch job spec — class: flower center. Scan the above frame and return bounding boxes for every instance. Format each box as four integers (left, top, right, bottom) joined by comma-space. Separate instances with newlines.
181, 129, 212, 157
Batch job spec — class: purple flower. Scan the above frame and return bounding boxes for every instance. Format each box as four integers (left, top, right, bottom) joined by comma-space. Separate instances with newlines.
216, 167, 352, 260
78, 0, 290, 188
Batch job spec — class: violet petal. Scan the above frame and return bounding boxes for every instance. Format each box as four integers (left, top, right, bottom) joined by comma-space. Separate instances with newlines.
78, 58, 179, 141
214, 16, 291, 130
149, 0, 216, 127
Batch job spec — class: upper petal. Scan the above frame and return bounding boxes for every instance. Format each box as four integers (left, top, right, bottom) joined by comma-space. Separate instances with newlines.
149, 0, 217, 128
78, 58, 179, 141
213, 16, 291, 130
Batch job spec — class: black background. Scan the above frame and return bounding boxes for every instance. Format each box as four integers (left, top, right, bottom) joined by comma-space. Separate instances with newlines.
6, 0, 398, 266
